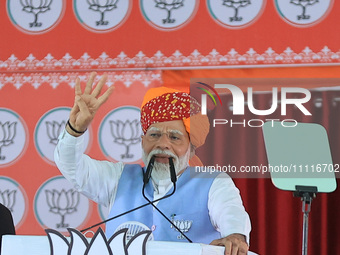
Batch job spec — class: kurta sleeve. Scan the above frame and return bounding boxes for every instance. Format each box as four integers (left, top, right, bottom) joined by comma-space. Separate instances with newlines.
54, 129, 124, 208
208, 172, 251, 244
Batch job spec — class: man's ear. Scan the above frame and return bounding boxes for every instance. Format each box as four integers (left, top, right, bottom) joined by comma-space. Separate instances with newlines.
189, 143, 196, 159
141, 135, 145, 147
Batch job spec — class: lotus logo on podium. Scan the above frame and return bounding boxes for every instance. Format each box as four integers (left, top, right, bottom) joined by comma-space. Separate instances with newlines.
45, 189, 80, 229
46, 227, 151, 255
20, 0, 53, 27
0, 122, 17, 160
87, 0, 119, 26
115, 221, 154, 242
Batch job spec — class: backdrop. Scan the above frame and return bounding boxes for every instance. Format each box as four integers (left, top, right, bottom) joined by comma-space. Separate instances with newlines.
1, 1, 340, 255
196, 85, 340, 255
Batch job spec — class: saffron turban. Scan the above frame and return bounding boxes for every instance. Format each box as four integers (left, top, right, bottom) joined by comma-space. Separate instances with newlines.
140, 87, 209, 166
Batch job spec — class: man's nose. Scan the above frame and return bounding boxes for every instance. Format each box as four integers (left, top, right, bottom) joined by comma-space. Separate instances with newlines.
156, 133, 171, 149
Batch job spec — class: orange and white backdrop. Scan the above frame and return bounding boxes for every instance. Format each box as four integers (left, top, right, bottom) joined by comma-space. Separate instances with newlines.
1, 0, 340, 254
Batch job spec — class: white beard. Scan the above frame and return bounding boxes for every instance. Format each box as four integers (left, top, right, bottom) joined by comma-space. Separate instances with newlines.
142, 147, 191, 182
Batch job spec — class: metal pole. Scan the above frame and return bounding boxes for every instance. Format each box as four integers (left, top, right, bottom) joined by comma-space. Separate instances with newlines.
302, 197, 311, 255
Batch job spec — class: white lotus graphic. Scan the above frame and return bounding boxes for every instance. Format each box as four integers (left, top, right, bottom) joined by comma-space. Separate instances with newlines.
45, 227, 151, 255
46, 120, 65, 145
110, 119, 141, 159
45, 189, 80, 228
20, 0, 53, 27
0, 121, 17, 160
0, 189, 16, 212
171, 219, 192, 239
155, 0, 184, 24
222, 0, 251, 22
87, 0, 119, 25
290, 0, 319, 20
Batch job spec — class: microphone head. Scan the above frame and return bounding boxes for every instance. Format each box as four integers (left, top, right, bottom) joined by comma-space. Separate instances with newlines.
143, 155, 155, 184
169, 157, 177, 183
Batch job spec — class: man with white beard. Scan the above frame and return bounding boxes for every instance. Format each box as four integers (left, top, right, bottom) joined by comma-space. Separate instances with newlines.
54, 72, 251, 255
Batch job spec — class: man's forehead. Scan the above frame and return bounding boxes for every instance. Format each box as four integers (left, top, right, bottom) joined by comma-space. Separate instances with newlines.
147, 126, 184, 134
147, 120, 187, 133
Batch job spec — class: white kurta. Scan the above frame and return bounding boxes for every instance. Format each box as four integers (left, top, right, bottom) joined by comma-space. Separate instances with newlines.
54, 129, 251, 243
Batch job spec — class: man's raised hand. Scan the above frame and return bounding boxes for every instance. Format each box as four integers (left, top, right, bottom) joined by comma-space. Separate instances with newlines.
67, 72, 114, 137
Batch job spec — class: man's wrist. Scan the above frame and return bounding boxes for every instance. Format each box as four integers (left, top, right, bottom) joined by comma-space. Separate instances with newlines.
65, 120, 86, 137
226, 233, 246, 241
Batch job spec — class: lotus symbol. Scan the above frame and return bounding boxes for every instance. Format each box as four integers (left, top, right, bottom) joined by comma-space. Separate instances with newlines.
0, 121, 17, 160
222, 0, 251, 22
115, 221, 154, 242
155, 0, 184, 24
0, 189, 17, 212
290, 0, 319, 20
46, 227, 151, 255
110, 119, 141, 159
45, 189, 80, 228
171, 217, 192, 239
87, 0, 119, 26
46, 120, 65, 145
20, 0, 53, 27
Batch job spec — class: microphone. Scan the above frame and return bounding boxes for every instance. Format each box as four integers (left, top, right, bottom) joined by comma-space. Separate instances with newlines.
142, 157, 192, 243
143, 155, 155, 184
80, 156, 176, 234
169, 157, 177, 184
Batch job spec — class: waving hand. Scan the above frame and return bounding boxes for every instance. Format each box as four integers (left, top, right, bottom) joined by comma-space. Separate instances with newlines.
67, 72, 114, 136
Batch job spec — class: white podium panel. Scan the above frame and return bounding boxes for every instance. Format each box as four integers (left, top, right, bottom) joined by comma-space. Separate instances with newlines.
1, 235, 258, 255
1, 235, 223, 255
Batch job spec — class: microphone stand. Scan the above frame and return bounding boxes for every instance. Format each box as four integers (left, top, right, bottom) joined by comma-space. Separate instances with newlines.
142, 157, 193, 243
80, 156, 172, 233
80, 195, 175, 233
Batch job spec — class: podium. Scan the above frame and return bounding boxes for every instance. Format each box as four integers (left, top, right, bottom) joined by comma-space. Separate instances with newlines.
1, 235, 258, 255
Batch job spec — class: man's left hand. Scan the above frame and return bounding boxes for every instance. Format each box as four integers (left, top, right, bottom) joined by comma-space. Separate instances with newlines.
210, 234, 249, 255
